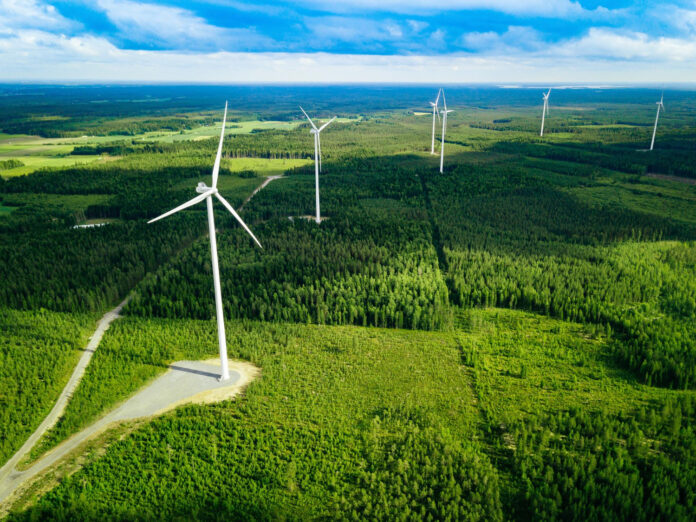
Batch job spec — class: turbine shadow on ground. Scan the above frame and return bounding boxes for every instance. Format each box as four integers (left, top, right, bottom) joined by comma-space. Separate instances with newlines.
168, 364, 220, 379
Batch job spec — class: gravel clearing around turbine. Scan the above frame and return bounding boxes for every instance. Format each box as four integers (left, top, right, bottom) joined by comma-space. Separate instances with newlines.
0, 359, 258, 509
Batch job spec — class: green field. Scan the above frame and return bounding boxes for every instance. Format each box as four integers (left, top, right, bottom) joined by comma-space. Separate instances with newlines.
0, 120, 324, 178
0, 203, 15, 217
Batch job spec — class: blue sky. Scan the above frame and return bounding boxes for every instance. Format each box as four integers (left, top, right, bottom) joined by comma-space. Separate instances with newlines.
1, 0, 696, 82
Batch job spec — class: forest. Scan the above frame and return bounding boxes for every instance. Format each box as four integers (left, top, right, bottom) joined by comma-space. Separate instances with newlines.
1, 84, 695, 520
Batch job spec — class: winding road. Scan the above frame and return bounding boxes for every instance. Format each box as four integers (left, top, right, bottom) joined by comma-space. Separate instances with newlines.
0, 296, 129, 504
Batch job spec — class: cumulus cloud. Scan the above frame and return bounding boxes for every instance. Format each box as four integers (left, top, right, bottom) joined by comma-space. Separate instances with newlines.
461, 26, 545, 53
1, 28, 696, 84
305, 16, 425, 50
288, 0, 605, 18
95, 0, 274, 50
650, 3, 696, 35
459, 26, 696, 62
555, 27, 696, 61
0, 0, 694, 83
0, 0, 75, 30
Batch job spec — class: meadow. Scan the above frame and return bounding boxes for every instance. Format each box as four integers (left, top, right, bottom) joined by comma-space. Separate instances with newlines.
0, 84, 695, 520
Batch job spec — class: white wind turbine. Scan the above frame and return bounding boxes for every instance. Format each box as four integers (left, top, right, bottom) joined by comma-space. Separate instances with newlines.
300, 106, 336, 223
148, 102, 262, 381
439, 91, 453, 173
650, 91, 666, 151
430, 88, 442, 155
540, 89, 551, 137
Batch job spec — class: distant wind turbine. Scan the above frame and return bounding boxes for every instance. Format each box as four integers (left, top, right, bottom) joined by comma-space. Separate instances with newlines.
540, 89, 551, 137
430, 88, 442, 155
650, 91, 665, 151
148, 102, 262, 381
300, 106, 336, 223
439, 91, 453, 173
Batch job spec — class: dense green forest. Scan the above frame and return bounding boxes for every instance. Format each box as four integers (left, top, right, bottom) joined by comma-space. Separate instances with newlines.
1, 85, 695, 520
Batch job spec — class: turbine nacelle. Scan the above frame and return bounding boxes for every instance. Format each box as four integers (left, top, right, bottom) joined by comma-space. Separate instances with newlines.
196, 182, 214, 194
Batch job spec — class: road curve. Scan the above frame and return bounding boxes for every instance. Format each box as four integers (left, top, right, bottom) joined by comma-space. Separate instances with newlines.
0, 360, 257, 508
0, 296, 129, 503
239, 175, 283, 210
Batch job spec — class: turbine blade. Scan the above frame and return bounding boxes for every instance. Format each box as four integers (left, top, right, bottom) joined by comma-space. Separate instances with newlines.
211, 102, 228, 188
435, 88, 441, 106
147, 191, 210, 224
299, 106, 318, 130
318, 116, 337, 132
442, 90, 447, 111
215, 192, 262, 249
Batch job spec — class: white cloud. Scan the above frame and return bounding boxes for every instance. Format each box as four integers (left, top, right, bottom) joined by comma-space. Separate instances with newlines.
2, 28, 696, 84
650, 3, 696, 35
288, 0, 604, 18
95, 0, 273, 50
459, 26, 696, 62
428, 29, 447, 50
0, 0, 75, 30
406, 20, 428, 33
306, 16, 409, 45
554, 28, 696, 61
461, 26, 545, 52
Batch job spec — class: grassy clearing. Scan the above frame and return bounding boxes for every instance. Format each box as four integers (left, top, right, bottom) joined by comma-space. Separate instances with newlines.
457, 308, 680, 422
15, 307, 691, 519
569, 183, 696, 225
0, 156, 106, 178
22, 317, 485, 516
0, 124, 316, 177
221, 157, 311, 176
0, 203, 16, 217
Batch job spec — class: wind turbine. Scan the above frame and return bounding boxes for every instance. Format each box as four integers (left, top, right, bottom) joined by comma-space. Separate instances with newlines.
430, 88, 442, 155
147, 102, 262, 381
650, 91, 665, 151
439, 91, 453, 173
300, 106, 336, 223
540, 89, 551, 137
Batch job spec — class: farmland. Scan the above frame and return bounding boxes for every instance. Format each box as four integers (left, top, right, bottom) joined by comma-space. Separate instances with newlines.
0, 84, 695, 520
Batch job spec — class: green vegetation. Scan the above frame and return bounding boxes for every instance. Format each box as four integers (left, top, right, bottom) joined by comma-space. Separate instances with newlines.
0, 309, 95, 467
1, 85, 696, 519
13, 314, 492, 520
11, 309, 695, 520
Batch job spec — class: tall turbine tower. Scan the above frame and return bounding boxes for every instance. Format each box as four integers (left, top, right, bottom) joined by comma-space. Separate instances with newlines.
650, 92, 665, 151
148, 102, 262, 381
430, 89, 442, 155
439, 91, 453, 173
540, 89, 551, 137
300, 106, 336, 223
